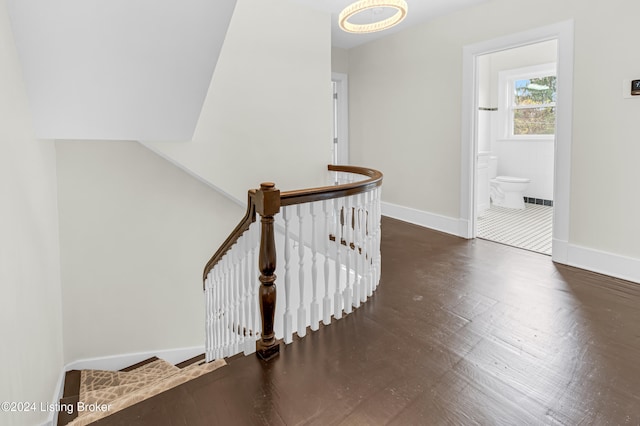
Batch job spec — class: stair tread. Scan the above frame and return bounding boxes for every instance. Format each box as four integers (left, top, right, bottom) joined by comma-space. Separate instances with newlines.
175, 353, 205, 369
62, 370, 81, 398
56, 395, 79, 426
119, 356, 160, 372
57, 355, 216, 426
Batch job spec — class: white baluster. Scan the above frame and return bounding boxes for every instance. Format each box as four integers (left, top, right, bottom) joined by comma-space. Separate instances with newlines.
333, 197, 343, 319
214, 273, 220, 357
229, 254, 237, 356
219, 265, 226, 358
243, 234, 253, 355
343, 196, 353, 314
205, 275, 212, 361
233, 250, 241, 355
322, 199, 332, 325
359, 194, 367, 304
218, 259, 224, 357
374, 187, 382, 288
297, 203, 307, 337
364, 191, 373, 299
310, 202, 320, 331
213, 269, 220, 359
250, 226, 259, 353
250, 224, 261, 340
228, 254, 235, 356
236, 241, 244, 353
213, 267, 220, 358
283, 206, 293, 344
222, 256, 230, 357
353, 194, 362, 309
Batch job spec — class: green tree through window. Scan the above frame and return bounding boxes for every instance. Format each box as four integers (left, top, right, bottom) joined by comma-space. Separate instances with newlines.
512, 76, 556, 135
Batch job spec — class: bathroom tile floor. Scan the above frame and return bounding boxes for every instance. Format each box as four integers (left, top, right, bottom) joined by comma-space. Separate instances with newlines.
477, 203, 552, 255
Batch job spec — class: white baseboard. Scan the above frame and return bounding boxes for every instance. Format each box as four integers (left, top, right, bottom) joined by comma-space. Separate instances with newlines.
566, 244, 640, 284
552, 238, 569, 264
41, 367, 67, 426
64, 345, 205, 372
382, 202, 639, 285
44, 345, 205, 426
381, 201, 462, 237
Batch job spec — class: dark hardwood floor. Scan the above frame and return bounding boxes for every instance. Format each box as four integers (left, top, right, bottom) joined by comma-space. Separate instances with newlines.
95, 217, 640, 425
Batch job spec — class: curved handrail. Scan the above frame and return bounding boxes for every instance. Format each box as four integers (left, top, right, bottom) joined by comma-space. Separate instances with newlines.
280, 165, 383, 206
202, 191, 257, 283
202, 165, 382, 285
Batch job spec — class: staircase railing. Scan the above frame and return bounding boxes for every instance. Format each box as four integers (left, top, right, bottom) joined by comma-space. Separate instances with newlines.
203, 165, 383, 361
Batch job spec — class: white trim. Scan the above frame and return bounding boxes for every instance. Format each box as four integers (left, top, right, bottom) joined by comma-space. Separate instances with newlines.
331, 72, 350, 165
64, 345, 205, 371
460, 20, 575, 268
566, 245, 640, 284
552, 238, 568, 264
40, 369, 67, 426
382, 202, 460, 237
498, 62, 557, 139
45, 345, 205, 426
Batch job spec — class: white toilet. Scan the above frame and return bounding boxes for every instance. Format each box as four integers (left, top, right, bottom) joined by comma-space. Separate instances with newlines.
488, 156, 530, 209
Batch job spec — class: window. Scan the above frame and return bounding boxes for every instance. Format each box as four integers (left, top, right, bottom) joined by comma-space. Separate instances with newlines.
499, 64, 556, 138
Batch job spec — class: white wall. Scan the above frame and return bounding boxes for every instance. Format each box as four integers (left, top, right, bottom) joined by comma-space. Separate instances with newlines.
332, 47, 349, 74
494, 139, 555, 200
349, 0, 640, 261
0, 1, 63, 425
56, 140, 242, 363
485, 41, 557, 200
144, 0, 333, 202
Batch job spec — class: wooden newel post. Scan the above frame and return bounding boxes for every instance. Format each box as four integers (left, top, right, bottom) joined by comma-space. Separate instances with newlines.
255, 182, 281, 360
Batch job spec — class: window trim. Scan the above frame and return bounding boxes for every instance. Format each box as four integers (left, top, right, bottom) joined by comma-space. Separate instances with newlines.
498, 63, 557, 140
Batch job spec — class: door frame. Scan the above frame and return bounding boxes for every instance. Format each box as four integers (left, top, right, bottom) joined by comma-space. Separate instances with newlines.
459, 20, 575, 264
332, 72, 350, 165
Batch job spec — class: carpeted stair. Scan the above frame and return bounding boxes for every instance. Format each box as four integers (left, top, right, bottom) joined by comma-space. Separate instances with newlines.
57, 355, 225, 426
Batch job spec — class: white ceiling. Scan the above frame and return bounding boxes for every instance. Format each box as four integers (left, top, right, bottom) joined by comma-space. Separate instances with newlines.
291, 0, 490, 49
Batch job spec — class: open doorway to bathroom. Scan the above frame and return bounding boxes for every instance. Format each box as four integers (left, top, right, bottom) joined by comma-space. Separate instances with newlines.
461, 21, 574, 264
474, 40, 557, 255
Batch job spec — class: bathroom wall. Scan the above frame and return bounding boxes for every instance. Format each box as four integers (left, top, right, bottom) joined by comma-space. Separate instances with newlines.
477, 55, 493, 154
484, 40, 558, 200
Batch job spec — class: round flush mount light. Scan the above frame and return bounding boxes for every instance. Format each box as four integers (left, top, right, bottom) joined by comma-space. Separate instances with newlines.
339, 0, 408, 34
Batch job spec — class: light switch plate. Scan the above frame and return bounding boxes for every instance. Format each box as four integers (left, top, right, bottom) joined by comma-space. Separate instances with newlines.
622, 79, 637, 99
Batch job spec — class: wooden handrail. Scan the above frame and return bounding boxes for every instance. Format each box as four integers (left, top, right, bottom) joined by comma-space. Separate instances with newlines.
280, 165, 383, 206
202, 191, 257, 284
202, 165, 382, 285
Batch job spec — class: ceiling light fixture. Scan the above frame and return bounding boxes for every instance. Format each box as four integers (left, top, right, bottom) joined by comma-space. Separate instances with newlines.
339, 0, 408, 34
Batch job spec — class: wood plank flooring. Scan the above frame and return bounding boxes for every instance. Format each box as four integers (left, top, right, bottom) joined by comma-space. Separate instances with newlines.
94, 217, 640, 425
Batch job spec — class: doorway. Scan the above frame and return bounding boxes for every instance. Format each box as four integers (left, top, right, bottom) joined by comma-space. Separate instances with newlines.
460, 21, 575, 265
475, 41, 557, 255
332, 72, 349, 166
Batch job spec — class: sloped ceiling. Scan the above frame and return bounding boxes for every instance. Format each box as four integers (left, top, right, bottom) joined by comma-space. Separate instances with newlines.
6, 0, 237, 141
